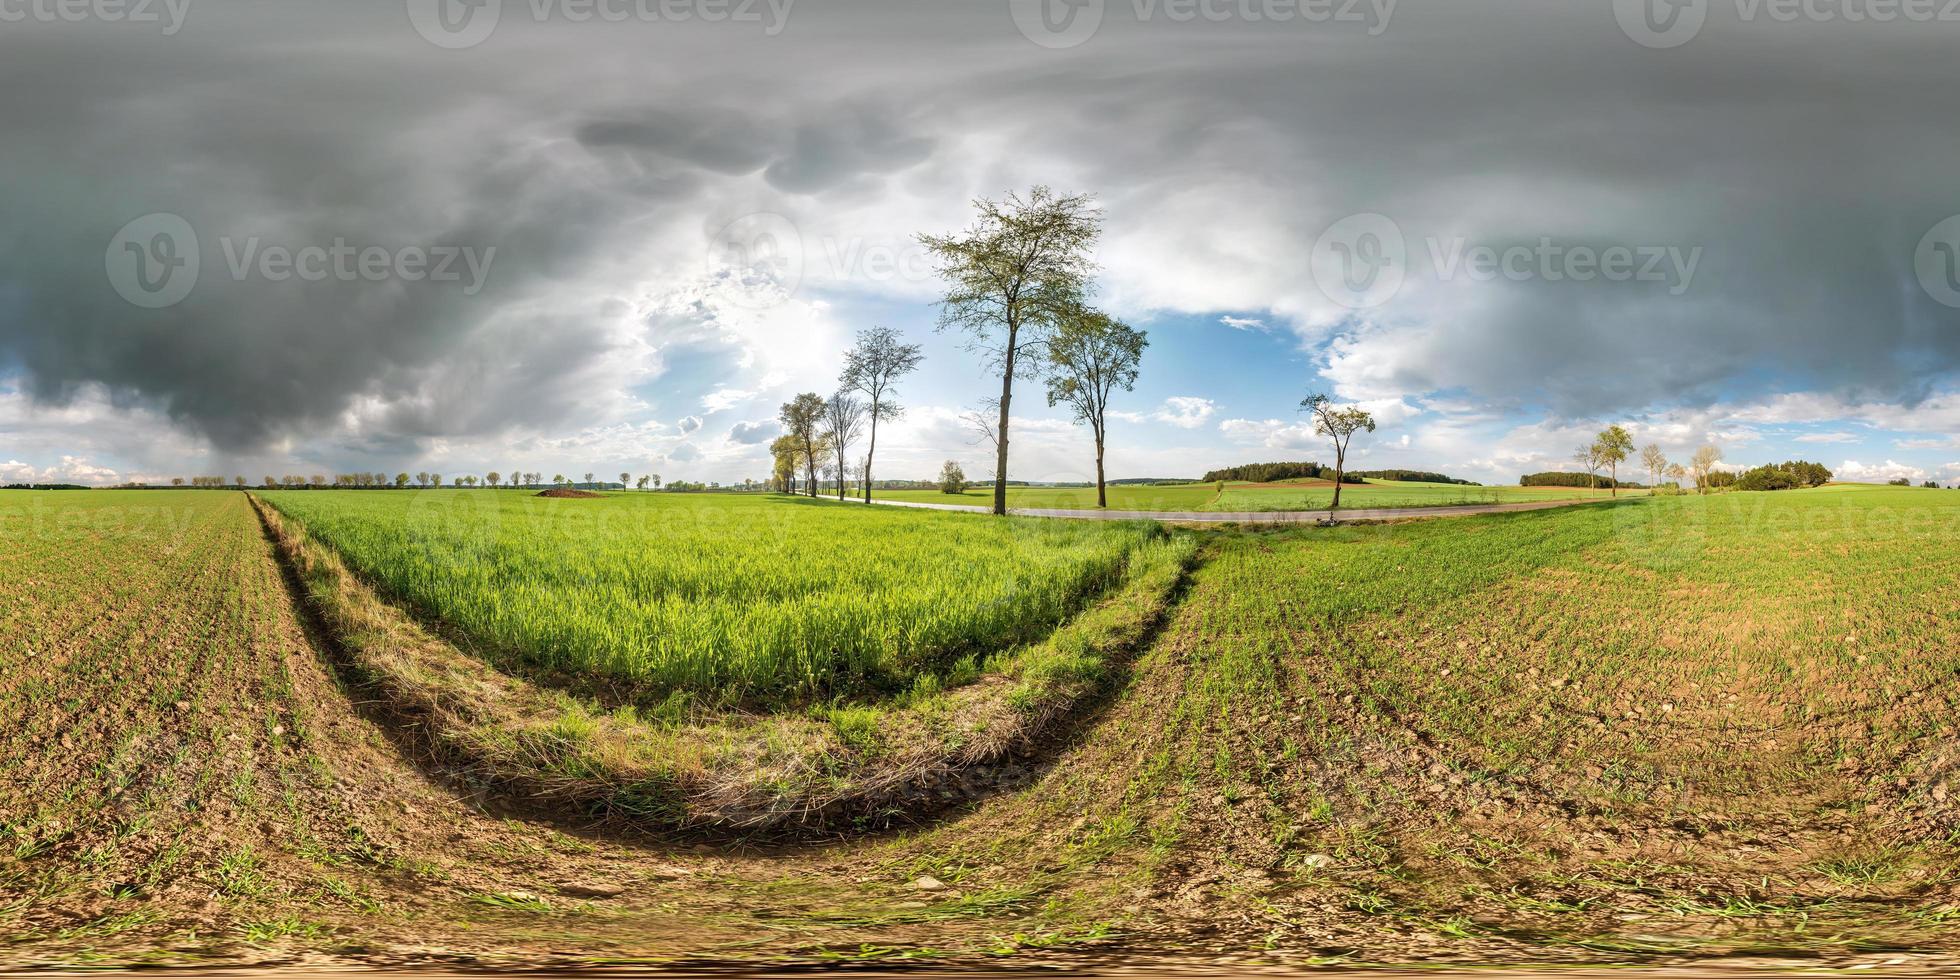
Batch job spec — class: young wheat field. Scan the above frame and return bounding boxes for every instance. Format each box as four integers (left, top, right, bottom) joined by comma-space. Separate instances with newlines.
258, 490, 1164, 704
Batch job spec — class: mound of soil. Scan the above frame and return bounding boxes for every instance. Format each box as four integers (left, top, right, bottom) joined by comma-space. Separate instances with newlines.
536, 487, 603, 498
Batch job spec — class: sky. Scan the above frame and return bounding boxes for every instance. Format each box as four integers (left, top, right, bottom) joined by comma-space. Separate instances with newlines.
3, 0, 1960, 488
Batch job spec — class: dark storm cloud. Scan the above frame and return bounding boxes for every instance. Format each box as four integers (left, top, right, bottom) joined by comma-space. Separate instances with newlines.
2, 0, 1958, 457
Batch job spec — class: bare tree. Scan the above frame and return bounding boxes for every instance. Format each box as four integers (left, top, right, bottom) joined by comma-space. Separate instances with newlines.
961, 397, 1001, 454
1573, 445, 1604, 491
1301, 393, 1376, 510
921, 187, 1100, 515
821, 393, 868, 501
1640, 443, 1669, 490
1046, 308, 1146, 508
840, 326, 924, 503
1690, 444, 1723, 495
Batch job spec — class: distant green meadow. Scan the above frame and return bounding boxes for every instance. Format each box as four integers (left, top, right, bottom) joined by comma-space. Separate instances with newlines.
875, 478, 1629, 512
259, 490, 1167, 705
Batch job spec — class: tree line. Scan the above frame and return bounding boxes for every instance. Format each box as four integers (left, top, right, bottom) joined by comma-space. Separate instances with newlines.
1200, 462, 1368, 484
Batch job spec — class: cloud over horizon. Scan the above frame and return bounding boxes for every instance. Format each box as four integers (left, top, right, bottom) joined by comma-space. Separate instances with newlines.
2, 2, 1957, 484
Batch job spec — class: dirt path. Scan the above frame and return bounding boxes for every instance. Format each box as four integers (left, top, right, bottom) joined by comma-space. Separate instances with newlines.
851, 495, 1622, 523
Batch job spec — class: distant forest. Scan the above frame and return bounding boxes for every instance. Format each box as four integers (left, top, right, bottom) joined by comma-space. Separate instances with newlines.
1520, 472, 1644, 489
1200, 462, 1476, 485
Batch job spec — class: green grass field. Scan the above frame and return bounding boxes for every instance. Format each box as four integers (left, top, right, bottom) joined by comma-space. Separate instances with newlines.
258, 490, 1166, 705
874, 478, 1629, 512
9, 483, 1960, 964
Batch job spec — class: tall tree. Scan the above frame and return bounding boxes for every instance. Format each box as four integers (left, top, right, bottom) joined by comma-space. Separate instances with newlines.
821, 393, 868, 501
1301, 393, 1376, 510
1690, 444, 1723, 495
778, 393, 827, 498
1593, 425, 1635, 497
920, 187, 1100, 515
1640, 443, 1668, 490
839, 326, 924, 504
1045, 308, 1146, 508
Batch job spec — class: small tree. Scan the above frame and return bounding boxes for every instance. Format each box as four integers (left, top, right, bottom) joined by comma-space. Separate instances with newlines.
1690, 444, 1723, 495
620, 472, 631, 490
1640, 444, 1668, 490
583, 472, 594, 488
1593, 425, 1634, 497
171, 477, 184, 487
650, 474, 661, 490
769, 436, 799, 493
939, 460, 968, 495
840, 326, 925, 503
1046, 308, 1146, 508
822, 393, 868, 501
636, 475, 650, 491
487, 471, 501, 489
1300, 393, 1376, 510
395, 472, 410, 488
1573, 445, 1603, 491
